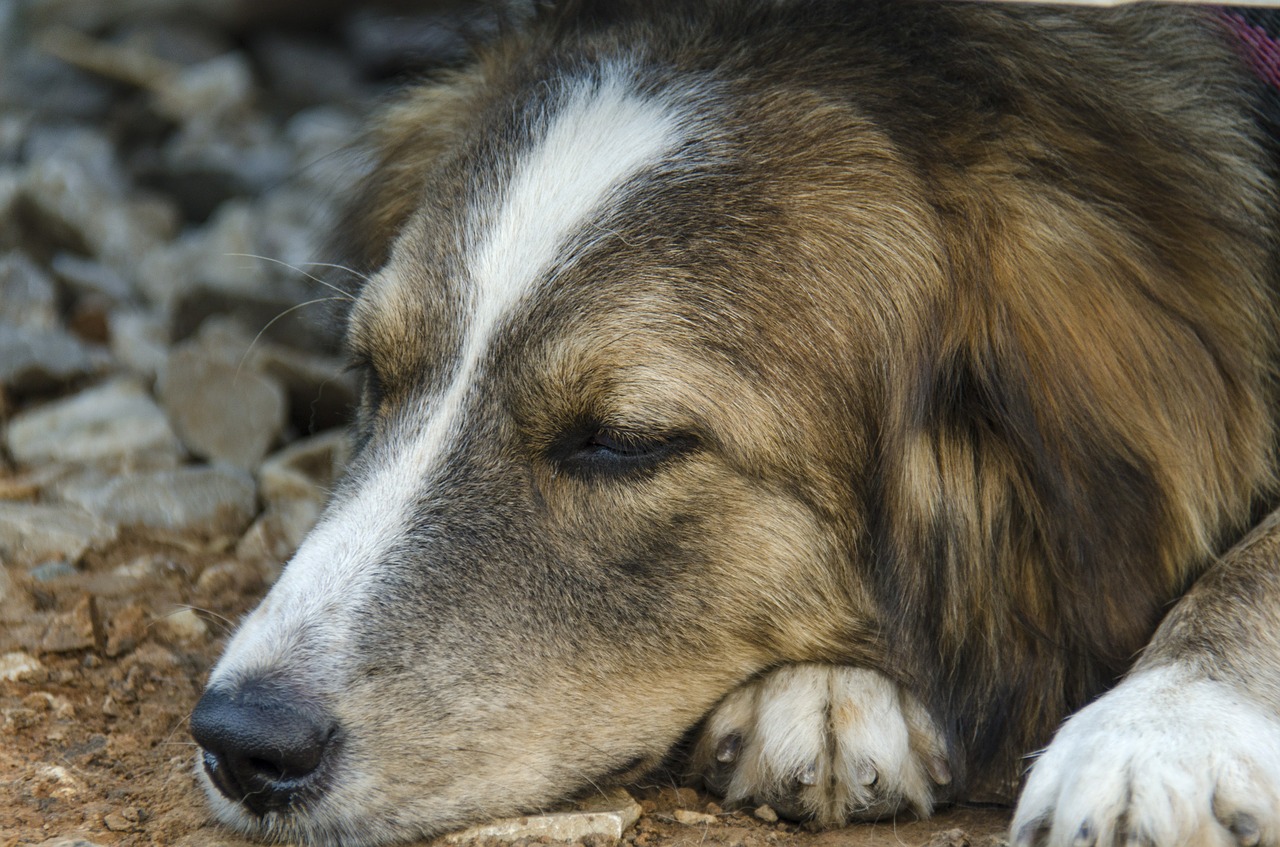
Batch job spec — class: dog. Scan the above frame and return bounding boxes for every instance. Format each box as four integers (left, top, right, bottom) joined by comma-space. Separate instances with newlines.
189, 2, 1280, 846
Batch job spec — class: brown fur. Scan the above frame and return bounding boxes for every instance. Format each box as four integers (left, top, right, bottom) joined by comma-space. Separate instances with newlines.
336, 0, 1278, 792
196, 2, 1280, 842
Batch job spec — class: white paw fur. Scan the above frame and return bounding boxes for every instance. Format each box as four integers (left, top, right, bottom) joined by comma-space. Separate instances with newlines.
691, 664, 949, 825
1013, 665, 1280, 847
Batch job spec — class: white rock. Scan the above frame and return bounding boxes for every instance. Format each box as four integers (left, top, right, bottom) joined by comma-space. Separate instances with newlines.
0, 650, 45, 682
0, 323, 111, 394
0, 251, 58, 329
442, 789, 642, 845
159, 342, 287, 470
153, 53, 254, 122
154, 607, 208, 642
59, 465, 257, 538
0, 501, 117, 565
109, 309, 170, 379
51, 252, 134, 302
5, 379, 184, 467
259, 429, 349, 507
21, 146, 176, 271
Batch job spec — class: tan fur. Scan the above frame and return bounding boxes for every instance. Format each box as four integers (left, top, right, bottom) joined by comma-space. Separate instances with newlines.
195, 3, 1280, 844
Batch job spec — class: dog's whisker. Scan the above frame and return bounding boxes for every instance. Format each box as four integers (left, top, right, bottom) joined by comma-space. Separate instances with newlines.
234, 296, 346, 384
224, 252, 357, 301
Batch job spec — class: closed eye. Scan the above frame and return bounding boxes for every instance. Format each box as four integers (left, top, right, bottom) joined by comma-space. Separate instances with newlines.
550, 425, 698, 479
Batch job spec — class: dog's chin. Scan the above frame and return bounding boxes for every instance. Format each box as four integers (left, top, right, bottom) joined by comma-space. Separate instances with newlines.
192, 754, 443, 847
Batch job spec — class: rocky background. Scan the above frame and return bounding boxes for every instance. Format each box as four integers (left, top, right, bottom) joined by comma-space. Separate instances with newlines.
0, 1, 1010, 845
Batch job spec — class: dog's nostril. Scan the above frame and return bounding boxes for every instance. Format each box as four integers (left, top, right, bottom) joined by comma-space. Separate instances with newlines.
190, 685, 337, 816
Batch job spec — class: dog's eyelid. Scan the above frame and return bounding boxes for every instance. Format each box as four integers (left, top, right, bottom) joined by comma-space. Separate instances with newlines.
546, 420, 700, 479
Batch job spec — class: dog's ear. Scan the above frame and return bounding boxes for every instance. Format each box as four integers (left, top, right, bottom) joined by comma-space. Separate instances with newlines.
873, 184, 1273, 779
327, 68, 488, 282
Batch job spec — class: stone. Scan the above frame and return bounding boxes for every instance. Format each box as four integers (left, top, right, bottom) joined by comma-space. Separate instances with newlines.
108, 309, 170, 379
0, 250, 58, 329
156, 115, 294, 215
254, 344, 358, 434
672, 810, 719, 826
0, 44, 115, 121
153, 607, 209, 644
22, 126, 127, 197
28, 561, 79, 582
0, 113, 30, 165
136, 200, 285, 307
234, 505, 314, 574
753, 805, 779, 823
39, 594, 104, 654
59, 465, 257, 538
259, 429, 349, 507
115, 19, 234, 67
169, 284, 332, 351
344, 8, 483, 75
0, 502, 117, 566
159, 342, 287, 469
0, 651, 45, 682
285, 106, 366, 196
50, 252, 133, 303
251, 33, 363, 110
0, 322, 110, 394
153, 53, 255, 123
443, 789, 642, 845
5, 379, 184, 467
104, 603, 147, 658
20, 157, 176, 279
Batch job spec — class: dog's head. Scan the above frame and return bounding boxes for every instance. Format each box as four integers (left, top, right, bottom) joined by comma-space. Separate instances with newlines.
191, 4, 1275, 845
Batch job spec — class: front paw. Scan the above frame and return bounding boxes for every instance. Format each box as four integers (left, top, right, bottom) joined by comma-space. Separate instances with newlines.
689, 664, 951, 826
1013, 665, 1280, 847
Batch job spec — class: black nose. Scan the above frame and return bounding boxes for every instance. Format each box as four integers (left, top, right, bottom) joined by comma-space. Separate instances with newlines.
190, 684, 338, 816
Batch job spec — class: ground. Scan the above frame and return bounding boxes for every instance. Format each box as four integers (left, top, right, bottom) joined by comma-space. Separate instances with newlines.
0, 524, 1010, 847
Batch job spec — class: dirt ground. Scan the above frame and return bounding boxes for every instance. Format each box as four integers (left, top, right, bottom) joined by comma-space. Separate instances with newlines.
0, 522, 1011, 847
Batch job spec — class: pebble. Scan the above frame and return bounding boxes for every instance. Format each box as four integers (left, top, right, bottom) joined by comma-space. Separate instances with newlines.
443, 789, 642, 845
159, 341, 287, 469
20, 143, 177, 271
235, 504, 316, 570
50, 252, 134, 302
58, 465, 257, 538
254, 344, 359, 434
104, 603, 147, 657
153, 53, 255, 123
0, 250, 59, 329
0, 650, 46, 682
40, 594, 104, 654
754, 804, 779, 823
0, 44, 116, 121
0, 322, 110, 394
153, 607, 208, 643
29, 561, 79, 582
250, 32, 364, 110
672, 810, 719, 826
5, 379, 185, 467
0, 501, 118, 566
259, 429, 349, 506
108, 309, 170, 379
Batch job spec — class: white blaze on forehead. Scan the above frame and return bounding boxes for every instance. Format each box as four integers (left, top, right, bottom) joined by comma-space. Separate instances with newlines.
210, 68, 693, 684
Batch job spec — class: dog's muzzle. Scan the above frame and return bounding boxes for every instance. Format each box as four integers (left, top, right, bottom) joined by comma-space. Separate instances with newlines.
190, 682, 340, 816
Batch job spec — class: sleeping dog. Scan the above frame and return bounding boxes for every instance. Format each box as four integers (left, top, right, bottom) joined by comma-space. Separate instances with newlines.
190, 3, 1280, 845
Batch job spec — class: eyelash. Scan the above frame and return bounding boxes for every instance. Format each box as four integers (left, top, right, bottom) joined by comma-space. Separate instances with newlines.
551, 425, 698, 479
